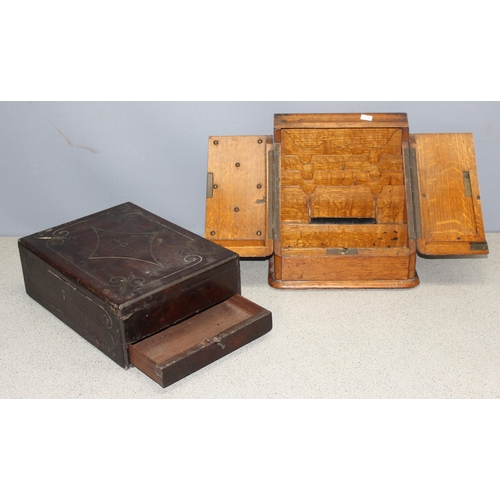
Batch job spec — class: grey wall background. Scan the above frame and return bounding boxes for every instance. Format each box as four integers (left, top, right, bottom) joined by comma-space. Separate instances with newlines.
1, 101, 498, 237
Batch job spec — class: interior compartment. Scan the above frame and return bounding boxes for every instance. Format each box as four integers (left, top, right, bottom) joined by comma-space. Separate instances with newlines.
279, 127, 408, 251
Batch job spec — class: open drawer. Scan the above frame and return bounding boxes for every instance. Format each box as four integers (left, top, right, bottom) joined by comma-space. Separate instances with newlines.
129, 295, 272, 388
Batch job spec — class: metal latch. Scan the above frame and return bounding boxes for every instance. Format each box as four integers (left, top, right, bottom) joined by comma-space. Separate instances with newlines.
470, 242, 488, 251
327, 248, 359, 255
206, 172, 214, 198
463, 171, 472, 197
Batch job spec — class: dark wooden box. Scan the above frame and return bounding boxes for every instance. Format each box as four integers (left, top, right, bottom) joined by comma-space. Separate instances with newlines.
18, 202, 272, 387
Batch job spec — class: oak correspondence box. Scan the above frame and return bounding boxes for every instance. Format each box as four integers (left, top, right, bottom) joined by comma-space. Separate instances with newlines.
205, 113, 489, 289
18, 202, 272, 387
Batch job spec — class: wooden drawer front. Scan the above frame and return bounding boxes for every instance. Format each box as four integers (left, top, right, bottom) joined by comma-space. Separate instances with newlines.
129, 295, 272, 388
269, 249, 418, 289
280, 253, 412, 282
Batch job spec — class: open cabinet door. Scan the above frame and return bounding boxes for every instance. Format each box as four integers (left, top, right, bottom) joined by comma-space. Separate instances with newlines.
205, 135, 275, 257
412, 133, 488, 256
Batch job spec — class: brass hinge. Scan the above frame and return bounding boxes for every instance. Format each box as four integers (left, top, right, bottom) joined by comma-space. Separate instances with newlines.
268, 147, 280, 240
470, 242, 488, 251
405, 143, 422, 240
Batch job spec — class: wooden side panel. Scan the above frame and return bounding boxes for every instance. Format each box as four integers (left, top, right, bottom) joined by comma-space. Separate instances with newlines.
18, 245, 128, 367
205, 136, 273, 257
413, 133, 488, 255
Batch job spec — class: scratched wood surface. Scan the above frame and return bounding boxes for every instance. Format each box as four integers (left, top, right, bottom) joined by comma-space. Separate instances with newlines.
205, 135, 273, 257
413, 133, 488, 255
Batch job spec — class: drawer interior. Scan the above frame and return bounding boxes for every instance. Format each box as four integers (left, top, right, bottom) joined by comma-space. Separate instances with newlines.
129, 294, 272, 387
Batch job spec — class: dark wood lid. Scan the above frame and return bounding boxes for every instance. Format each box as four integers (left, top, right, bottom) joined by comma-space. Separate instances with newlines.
19, 202, 239, 308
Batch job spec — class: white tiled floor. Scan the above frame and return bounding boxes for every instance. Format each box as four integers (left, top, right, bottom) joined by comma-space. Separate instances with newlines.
1, 234, 499, 398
